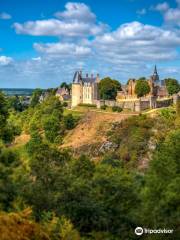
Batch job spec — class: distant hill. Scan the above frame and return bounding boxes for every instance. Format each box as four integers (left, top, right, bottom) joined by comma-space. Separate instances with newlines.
0, 88, 35, 96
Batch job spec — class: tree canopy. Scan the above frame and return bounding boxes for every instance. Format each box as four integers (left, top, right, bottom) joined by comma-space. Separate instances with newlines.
165, 78, 180, 95
135, 79, 150, 98
60, 82, 71, 92
98, 77, 121, 100
30, 88, 43, 107
0, 86, 179, 239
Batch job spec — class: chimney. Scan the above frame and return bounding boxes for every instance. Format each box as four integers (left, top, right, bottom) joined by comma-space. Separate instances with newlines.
91, 73, 93, 78
97, 73, 99, 77
86, 73, 88, 78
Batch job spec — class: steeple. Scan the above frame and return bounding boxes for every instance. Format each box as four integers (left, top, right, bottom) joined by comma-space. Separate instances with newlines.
154, 65, 158, 75
152, 65, 159, 84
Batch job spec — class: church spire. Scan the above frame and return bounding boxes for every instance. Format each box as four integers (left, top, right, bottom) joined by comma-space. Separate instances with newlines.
154, 65, 158, 75
152, 65, 159, 84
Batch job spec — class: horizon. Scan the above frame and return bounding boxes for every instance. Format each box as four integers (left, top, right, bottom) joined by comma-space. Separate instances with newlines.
1, 0, 180, 88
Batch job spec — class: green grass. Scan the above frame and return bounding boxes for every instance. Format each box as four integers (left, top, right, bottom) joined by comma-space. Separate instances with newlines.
63, 108, 83, 116
65, 106, 134, 115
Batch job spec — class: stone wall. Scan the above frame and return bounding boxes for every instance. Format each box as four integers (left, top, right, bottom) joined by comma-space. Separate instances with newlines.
94, 97, 173, 112
94, 99, 149, 112
156, 98, 172, 108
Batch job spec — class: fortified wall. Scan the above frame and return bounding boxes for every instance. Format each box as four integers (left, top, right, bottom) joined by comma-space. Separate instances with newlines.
94, 96, 174, 112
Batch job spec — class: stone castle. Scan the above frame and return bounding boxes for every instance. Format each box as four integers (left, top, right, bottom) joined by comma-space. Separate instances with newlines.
116, 65, 168, 100
70, 67, 174, 111
71, 71, 100, 107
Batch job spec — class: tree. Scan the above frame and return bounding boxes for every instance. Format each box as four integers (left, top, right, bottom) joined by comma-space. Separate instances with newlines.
165, 78, 180, 95
176, 99, 180, 117
0, 92, 13, 142
141, 129, 180, 234
0, 209, 50, 240
0, 92, 8, 133
98, 77, 121, 100
43, 115, 62, 143
63, 114, 76, 130
7, 95, 24, 112
27, 95, 64, 143
60, 82, 71, 93
30, 88, 43, 107
91, 165, 138, 239
0, 146, 20, 211
24, 138, 71, 220
135, 79, 150, 98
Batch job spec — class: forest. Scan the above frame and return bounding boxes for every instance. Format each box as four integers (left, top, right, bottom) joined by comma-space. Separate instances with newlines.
0, 90, 179, 240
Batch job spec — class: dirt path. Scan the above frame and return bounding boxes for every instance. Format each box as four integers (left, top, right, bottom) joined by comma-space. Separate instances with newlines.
14, 133, 30, 147
61, 111, 137, 149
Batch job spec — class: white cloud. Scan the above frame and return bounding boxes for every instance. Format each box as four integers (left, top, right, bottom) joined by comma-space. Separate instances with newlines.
14, 19, 106, 37
154, 2, 169, 12
94, 22, 180, 64
0, 56, 13, 65
55, 2, 96, 22
153, 1, 180, 27
34, 42, 91, 56
0, 12, 12, 20
13, 2, 107, 38
3, 2, 180, 87
164, 8, 180, 26
32, 57, 41, 61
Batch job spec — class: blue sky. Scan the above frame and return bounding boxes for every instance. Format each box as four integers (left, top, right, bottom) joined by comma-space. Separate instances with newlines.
0, 0, 180, 88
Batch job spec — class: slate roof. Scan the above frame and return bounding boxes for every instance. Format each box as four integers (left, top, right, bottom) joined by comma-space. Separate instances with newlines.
73, 71, 96, 84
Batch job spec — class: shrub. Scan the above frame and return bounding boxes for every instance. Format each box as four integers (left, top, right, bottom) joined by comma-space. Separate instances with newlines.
63, 102, 68, 107
100, 105, 107, 110
176, 99, 180, 117
64, 114, 76, 130
78, 103, 97, 108
112, 106, 123, 112
160, 108, 176, 120
0, 209, 50, 240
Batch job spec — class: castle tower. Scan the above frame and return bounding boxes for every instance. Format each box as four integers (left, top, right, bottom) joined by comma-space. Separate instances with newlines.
71, 71, 83, 107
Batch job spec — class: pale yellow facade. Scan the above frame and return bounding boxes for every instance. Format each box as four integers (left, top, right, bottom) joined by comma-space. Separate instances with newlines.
71, 72, 100, 107
71, 83, 82, 107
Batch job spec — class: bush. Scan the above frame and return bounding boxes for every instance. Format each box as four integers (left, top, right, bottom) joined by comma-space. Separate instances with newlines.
78, 103, 97, 108
160, 108, 176, 120
176, 99, 180, 117
112, 106, 123, 112
63, 102, 68, 107
100, 105, 107, 110
64, 114, 76, 130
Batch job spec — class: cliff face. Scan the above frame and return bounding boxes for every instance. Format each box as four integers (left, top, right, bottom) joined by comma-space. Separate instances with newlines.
61, 111, 130, 155
61, 107, 178, 170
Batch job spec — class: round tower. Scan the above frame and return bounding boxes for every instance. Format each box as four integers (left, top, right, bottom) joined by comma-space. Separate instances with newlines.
71, 71, 83, 107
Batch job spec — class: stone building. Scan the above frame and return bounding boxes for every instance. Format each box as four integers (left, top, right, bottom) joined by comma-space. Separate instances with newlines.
71, 71, 100, 107
116, 66, 168, 100
56, 87, 71, 101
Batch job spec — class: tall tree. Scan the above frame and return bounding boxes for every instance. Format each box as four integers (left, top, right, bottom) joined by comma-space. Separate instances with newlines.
165, 78, 180, 95
0, 147, 20, 211
0, 92, 11, 142
98, 77, 121, 100
141, 129, 180, 234
135, 79, 150, 98
60, 82, 71, 93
